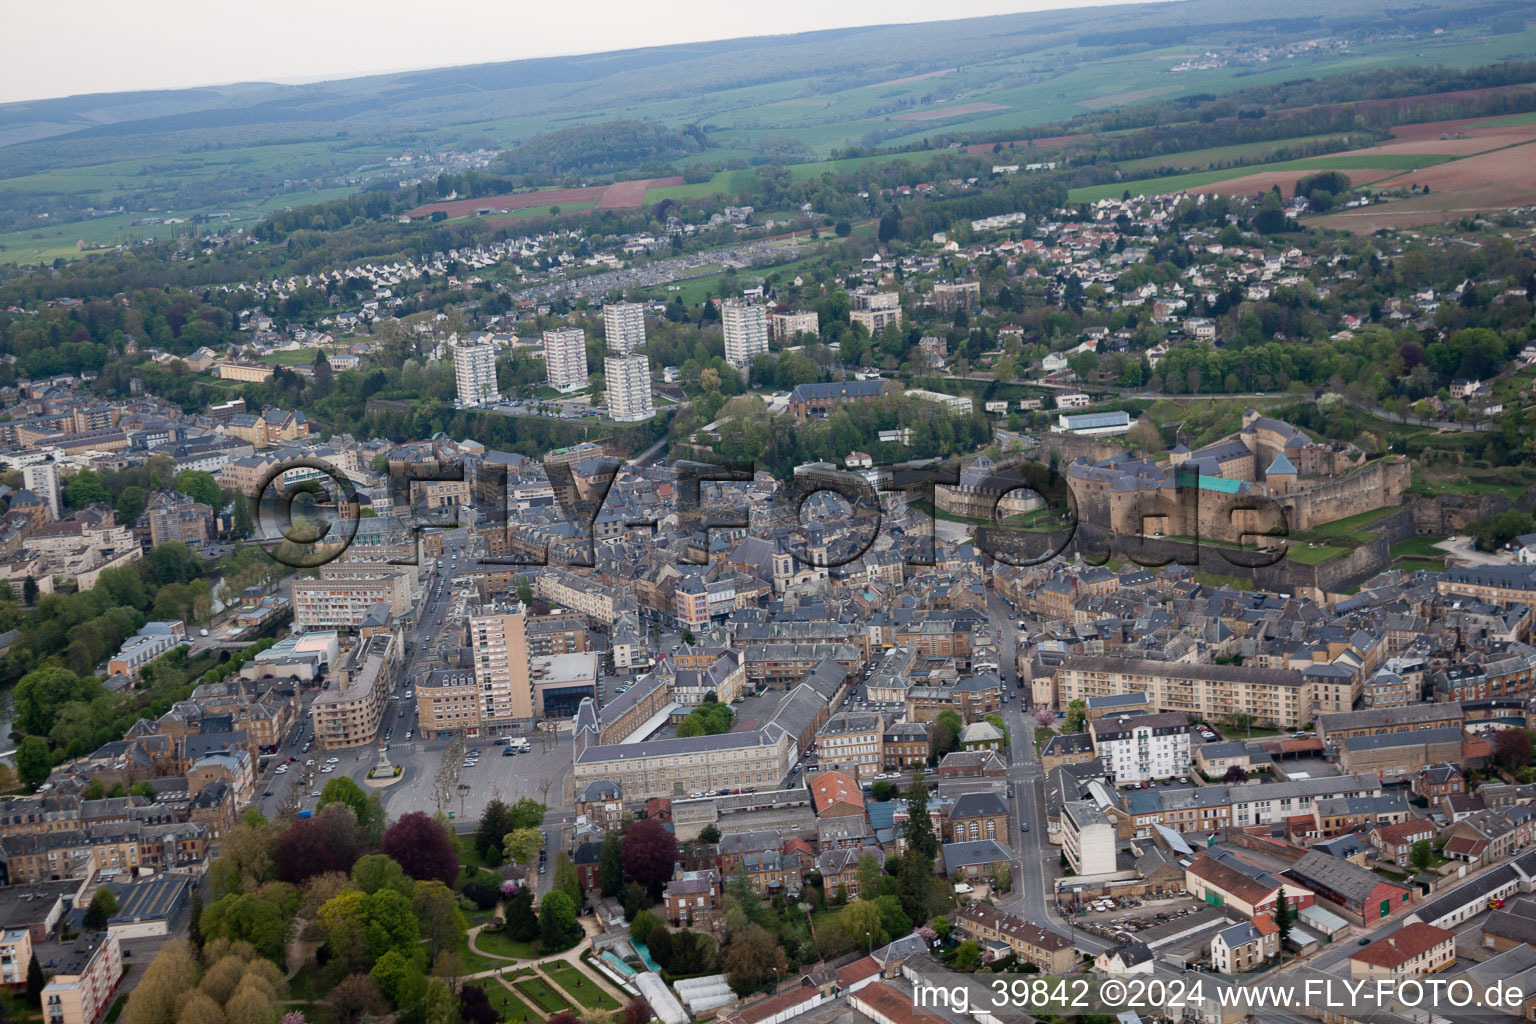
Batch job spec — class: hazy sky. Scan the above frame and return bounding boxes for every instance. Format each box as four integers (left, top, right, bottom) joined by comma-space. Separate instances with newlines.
4, 0, 1151, 105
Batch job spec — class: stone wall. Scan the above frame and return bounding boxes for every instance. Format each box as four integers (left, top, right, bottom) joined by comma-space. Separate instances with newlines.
1408, 492, 1512, 536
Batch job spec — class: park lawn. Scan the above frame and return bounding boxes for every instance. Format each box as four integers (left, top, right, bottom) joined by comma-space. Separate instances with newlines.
457, 934, 511, 973
488, 981, 546, 1024
1310, 505, 1399, 537
544, 962, 622, 1010
1390, 536, 1446, 559
1035, 726, 1055, 754
1284, 543, 1349, 565
476, 928, 540, 961
1393, 558, 1446, 573
515, 975, 574, 1014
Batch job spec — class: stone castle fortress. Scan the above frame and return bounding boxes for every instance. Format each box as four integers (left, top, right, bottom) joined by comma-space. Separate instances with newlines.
1065, 410, 1411, 546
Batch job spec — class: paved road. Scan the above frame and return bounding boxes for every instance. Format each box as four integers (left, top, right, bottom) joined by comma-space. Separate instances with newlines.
984, 589, 1113, 955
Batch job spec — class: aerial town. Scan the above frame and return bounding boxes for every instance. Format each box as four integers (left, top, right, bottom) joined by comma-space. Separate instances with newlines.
5, 4, 1536, 1024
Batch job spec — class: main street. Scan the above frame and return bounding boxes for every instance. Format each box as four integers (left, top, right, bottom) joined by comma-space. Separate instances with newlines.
984, 588, 1113, 955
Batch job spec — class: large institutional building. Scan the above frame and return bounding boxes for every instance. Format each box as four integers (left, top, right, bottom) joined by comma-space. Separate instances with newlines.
721, 300, 769, 375
543, 328, 589, 392
603, 302, 647, 354
453, 341, 501, 407
605, 354, 655, 422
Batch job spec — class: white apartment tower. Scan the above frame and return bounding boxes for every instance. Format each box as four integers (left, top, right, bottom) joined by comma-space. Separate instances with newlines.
21, 461, 61, 520
470, 608, 534, 731
603, 302, 647, 354
605, 355, 655, 422
542, 328, 589, 392
721, 299, 769, 376
453, 342, 501, 408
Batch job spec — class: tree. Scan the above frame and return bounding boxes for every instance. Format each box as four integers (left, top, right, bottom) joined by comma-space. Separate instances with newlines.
897, 850, 933, 926
26, 951, 48, 1002
188, 889, 205, 952
319, 777, 385, 843
630, 910, 664, 946
722, 924, 788, 994
16, 736, 52, 791
645, 927, 675, 976
599, 832, 625, 897
857, 853, 885, 900
329, 975, 388, 1024
381, 812, 459, 886
1272, 887, 1292, 952
839, 899, 885, 951
553, 851, 583, 906
1409, 840, 1436, 874
1033, 708, 1056, 728
623, 1000, 649, 1024
953, 939, 982, 971
506, 887, 539, 942
502, 827, 543, 866
84, 887, 119, 930
273, 806, 366, 884
539, 890, 580, 953
698, 824, 721, 845
507, 796, 548, 829
476, 799, 517, 857
621, 817, 677, 896
121, 940, 199, 1024
14, 666, 101, 736
1493, 729, 1534, 774
369, 947, 416, 1005
904, 773, 938, 860
1063, 699, 1087, 734
870, 780, 897, 802
176, 470, 223, 508
414, 880, 467, 962
460, 985, 500, 1024
351, 854, 412, 897
1223, 764, 1248, 785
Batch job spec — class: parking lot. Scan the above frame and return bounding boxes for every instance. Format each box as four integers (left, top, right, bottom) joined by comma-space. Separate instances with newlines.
369, 732, 574, 820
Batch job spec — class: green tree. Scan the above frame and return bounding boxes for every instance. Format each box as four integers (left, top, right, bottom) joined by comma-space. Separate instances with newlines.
552, 851, 583, 905
904, 773, 938, 860
897, 850, 933, 926
839, 899, 885, 951
175, 470, 223, 508
599, 832, 625, 897
84, 887, 119, 930
14, 666, 102, 736
65, 469, 110, 509
953, 939, 982, 971
1272, 887, 1292, 952
502, 828, 543, 865
351, 853, 412, 897
539, 890, 579, 953
321, 777, 386, 843
16, 736, 52, 791
698, 824, 721, 845
1063, 699, 1087, 734
1409, 840, 1436, 874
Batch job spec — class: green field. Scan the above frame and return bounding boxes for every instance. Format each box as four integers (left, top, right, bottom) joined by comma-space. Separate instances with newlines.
475, 928, 539, 961
488, 981, 545, 1024
1390, 537, 1448, 559
1067, 153, 1457, 203
1284, 543, 1350, 565
1310, 505, 1400, 538
1116, 134, 1362, 174
259, 349, 322, 366
544, 962, 621, 1010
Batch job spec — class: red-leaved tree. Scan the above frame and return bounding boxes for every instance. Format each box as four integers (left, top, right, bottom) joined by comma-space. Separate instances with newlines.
273, 803, 366, 883
380, 811, 459, 886
621, 817, 678, 897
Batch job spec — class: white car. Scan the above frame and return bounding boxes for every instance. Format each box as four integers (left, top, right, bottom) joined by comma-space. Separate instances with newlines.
320, 766, 335, 774
305, 760, 315, 766
274, 765, 287, 774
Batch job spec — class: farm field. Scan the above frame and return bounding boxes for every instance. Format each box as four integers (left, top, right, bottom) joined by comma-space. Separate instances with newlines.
1310, 139, 1536, 231
1067, 152, 1457, 203
407, 177, 682, 218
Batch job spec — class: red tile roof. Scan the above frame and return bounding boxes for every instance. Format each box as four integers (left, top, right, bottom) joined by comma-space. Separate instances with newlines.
1348, 922, 1454, 969
810, 771, 864, 813
835, 956, 881, 987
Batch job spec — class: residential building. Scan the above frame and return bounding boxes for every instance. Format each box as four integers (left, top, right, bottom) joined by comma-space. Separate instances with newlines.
953, 903, 1077, 972
604, 354, 654, 422
1061, 800, 1116, 875
945, 792, 1010, 845
0, 928, 33, 988
543, 328, 589, 392
903, 389, 972, 415
1210, 918, 1279, 975
931, 281, 981, 313
771, 310, 819, 341
721, 300, 769, 375
291, 564, 413, 630
1347, 922, 1455, 978
816, 712, 885, 780
1053, 656, 1313, 729
454, 342, 501, 407
21, 463, 60, 520
417, 668, 480, 738
470, 608, 535, 731
309, 634, 397, 748
1089, 711, 1192, 783
602, 302, 647, 354
663, 869, 720, 926
41, 931, 121, 1024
